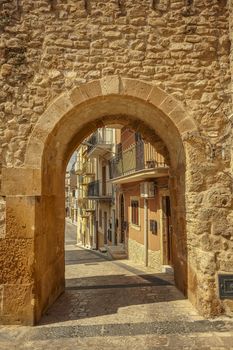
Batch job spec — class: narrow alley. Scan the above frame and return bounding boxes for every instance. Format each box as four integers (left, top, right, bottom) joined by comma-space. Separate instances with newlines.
0, 222, 233, 349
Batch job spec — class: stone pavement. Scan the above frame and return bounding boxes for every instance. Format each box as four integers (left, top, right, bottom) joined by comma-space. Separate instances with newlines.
0, 223, 233, 349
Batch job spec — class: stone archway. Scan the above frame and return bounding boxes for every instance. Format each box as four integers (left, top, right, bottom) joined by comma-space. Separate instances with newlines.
24, 76, 196, 168
1, 76, 202, 325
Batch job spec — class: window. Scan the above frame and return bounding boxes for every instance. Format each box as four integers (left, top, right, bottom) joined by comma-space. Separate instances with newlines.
116, 143, 122, 157
131, 200, 139, 226
99, 209, 102, 228
135, 132, 142, 142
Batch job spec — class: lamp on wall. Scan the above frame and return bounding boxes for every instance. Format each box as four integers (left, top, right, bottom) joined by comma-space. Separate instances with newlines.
206, 142, 226, 162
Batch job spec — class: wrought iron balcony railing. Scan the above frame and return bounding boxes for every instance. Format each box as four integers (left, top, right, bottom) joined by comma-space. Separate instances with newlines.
75, 159, 95, 176
86, 128, 113, 154
87, 180, 113, 199
87, 180, 99, 197
109, 141, 168, 179
86, 199, 95, 211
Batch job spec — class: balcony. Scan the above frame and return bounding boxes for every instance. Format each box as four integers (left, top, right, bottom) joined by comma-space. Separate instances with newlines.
80, 200, 95, 218
87, 180, 99, 197
75, 159, 95, 176
77, 186, 87, 204
84, 200, 95, 212
109, 141, 169, 184
86, 180, 112, 200
75, 160, 83, 175
83, 160, 95, 176
85, 128, 113, 157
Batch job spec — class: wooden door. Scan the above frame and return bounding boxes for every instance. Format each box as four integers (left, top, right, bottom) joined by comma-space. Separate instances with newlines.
162, 196, 172, 265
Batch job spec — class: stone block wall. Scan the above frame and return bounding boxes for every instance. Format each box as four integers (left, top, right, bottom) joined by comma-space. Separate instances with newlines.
148, 247, 162, 271
0, 197, 6, 239
128, 238, 162, 271
128, 238, 145, 267
0, 0, 231, 167
0, 0, 233, 323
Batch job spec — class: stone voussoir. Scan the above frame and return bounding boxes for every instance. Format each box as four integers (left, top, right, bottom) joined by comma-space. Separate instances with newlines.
78, 80, 102, 101
177, 117, 197, 134
159, 96, 179, 116
121, 78, 153, 100
147, 85, 168, 107
169, 106, 187, 126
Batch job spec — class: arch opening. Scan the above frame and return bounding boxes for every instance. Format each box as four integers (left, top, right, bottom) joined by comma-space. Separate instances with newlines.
34, 95, 188, 323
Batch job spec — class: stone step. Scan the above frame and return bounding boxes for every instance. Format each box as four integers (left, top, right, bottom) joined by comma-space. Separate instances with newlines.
107, 245, 127, 260
162, 265, 174, 274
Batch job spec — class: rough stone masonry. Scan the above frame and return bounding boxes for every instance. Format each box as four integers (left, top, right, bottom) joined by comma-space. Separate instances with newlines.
0, 0, 233, 324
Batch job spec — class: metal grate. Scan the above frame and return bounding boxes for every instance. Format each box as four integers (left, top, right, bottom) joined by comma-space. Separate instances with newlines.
218, 274, 233, 299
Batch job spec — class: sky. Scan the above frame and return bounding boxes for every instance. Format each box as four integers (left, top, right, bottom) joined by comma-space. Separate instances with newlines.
67, 152, 76, 171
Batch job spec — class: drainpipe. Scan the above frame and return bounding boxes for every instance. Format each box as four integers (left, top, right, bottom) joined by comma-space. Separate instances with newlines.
112, 209, 115, 246
96, 201, 99, 250
144, 198, 148, 267
96, 157, 99, 250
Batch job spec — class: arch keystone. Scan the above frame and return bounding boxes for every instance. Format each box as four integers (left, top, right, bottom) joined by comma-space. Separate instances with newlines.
100, 75, 121, 95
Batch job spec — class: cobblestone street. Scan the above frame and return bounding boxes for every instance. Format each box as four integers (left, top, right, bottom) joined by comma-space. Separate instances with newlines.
0, 222, 233, 350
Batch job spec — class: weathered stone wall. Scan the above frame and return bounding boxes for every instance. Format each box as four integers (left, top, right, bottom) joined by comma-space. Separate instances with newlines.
0, 0, 231, 167
0, 0, 233, 323
148, 247, 162, 271
0, 197, 6, 239
128, 238, 145, 267
128, 238, 162, 271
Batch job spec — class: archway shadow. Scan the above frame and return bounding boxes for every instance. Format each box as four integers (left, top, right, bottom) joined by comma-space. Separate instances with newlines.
39, 242, 185, 326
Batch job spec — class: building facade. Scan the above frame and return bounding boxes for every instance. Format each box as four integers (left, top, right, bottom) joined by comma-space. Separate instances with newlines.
75, 126, 172, 273
65, 163, 78, 225
75, 144, 96, 248
110, 128, 170, 270
76, 127, 120, 249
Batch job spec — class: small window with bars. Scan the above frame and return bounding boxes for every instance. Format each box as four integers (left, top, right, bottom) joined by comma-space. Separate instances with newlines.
131, 200, 139, 226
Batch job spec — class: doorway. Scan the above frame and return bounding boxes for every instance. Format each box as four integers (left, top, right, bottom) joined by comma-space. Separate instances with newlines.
162, 195, 173, 266
120, 194, 125, 244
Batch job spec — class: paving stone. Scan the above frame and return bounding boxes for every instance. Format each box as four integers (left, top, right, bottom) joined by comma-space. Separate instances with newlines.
0, 223, 233, 349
